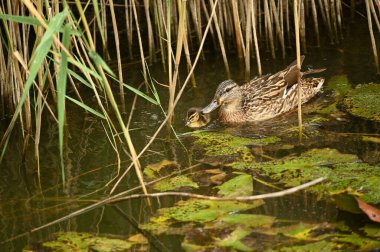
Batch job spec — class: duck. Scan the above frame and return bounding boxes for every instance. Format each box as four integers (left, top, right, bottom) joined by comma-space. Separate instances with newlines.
202, 56, 326, 124
186, 107, 211, 128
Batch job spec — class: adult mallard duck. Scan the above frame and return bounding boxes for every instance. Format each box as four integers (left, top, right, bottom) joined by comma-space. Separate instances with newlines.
202, 56, 326, 124
186, 107, 211, 128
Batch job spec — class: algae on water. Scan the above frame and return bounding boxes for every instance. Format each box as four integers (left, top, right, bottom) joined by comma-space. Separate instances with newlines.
342, 83, 380, 121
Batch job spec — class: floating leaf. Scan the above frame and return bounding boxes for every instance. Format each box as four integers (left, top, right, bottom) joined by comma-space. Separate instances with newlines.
153, 175, 198, 192
156, 199, 263, 223
216, 174, 253, 197
356, 198, 380, 223
144, 160, 178, 179
362, 224, 380, 238
190, 131, 280, 158
216, 227, 253, 251
40, 232, 145, 251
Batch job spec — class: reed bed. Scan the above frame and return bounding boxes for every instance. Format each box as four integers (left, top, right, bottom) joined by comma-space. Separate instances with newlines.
0, 0, 379, 192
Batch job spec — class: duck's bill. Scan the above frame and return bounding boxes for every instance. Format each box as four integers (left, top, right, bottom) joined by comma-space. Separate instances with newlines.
202, 100, 219, 114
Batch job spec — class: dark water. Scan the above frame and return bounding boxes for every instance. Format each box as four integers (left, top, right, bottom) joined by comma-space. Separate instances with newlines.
1, 17, 380, 251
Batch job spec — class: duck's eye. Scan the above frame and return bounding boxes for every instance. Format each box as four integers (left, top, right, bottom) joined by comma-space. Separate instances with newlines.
224, 86, 233, 93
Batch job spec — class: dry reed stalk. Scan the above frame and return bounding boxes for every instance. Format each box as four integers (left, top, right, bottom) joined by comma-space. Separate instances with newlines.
100, 0, 109, 59
166, 0, 173, 123
294, 0, 303, 140
125, 0, 133, 60
232, 0, 243, 58
131, 0, 148, 84
336, 0, 343, 37
365, 0, 380, 74
300, 0, 306, 52
322, 0, 334, 43
109, 0, 125, 112
167, 0, 186, 125
189, 0, 203, 51
154, 0, 167, 72
74, 0, 150, 204
330, 0, 338, 42
311, 0, 320, 47
252, 0, 262, 76
201, 0, 217, 48
209, 0, 230, 78
143, 0, 155, 63
182, 23, 197, 87
245, 0, 252, 80
270, 0, 285, 58
285, 0, 291, 46
370, 0, 380, 32
264, 0, 276, 58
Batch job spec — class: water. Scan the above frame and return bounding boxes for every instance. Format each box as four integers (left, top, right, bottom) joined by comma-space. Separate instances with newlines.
1, 17, 380, 251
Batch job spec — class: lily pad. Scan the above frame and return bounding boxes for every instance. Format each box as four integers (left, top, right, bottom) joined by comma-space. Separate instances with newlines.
280, 240, 341, 252
153, 175, 199, 192
215, 226, 253, 251
215, 173, 253, 197
342, 83, 380, 121
40, 232, 146, 251
190, 131, 280, 158
156, 199, 264, 223
217, 214, 275, 228
232, 148, 380, 203
144, 160, 179, 179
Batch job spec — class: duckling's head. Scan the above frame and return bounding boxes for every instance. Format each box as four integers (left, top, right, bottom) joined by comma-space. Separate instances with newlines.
202, 80, 241, 114
186, 107, 211, 128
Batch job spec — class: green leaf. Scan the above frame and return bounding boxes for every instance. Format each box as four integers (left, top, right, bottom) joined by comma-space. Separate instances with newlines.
0, 14, 40, 26
0, 9, 68, 159
216, 174, 253, 197
107, 74, 158, 105
89, 50, 115, 77
57, 23, 71, 180
66, 96, 106, 119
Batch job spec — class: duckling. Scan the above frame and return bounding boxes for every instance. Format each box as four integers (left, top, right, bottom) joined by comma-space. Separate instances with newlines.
202, 56, 325, 124
186, 107, 211, 128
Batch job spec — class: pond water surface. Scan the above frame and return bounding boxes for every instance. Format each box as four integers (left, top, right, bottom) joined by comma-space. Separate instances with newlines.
1, 17, 380, 251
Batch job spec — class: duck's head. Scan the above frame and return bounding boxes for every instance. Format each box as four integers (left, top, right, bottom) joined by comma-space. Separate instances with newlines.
202, 80, 241, 114
186, 107, 211, 128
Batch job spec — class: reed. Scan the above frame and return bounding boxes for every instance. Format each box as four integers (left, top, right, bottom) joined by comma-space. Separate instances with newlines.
0, 0, 379, 194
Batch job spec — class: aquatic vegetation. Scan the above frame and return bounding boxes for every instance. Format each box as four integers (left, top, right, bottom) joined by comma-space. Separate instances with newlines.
39, 232, 147, 251
153, 175, 198, 192
232, 148, 380, 204
325, 75, 352, 96
143, 160, 179, 179
190, 131, 280, 158
139, 199, 264, 235
215, 173, 253, 197
342, 83, 380, 121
